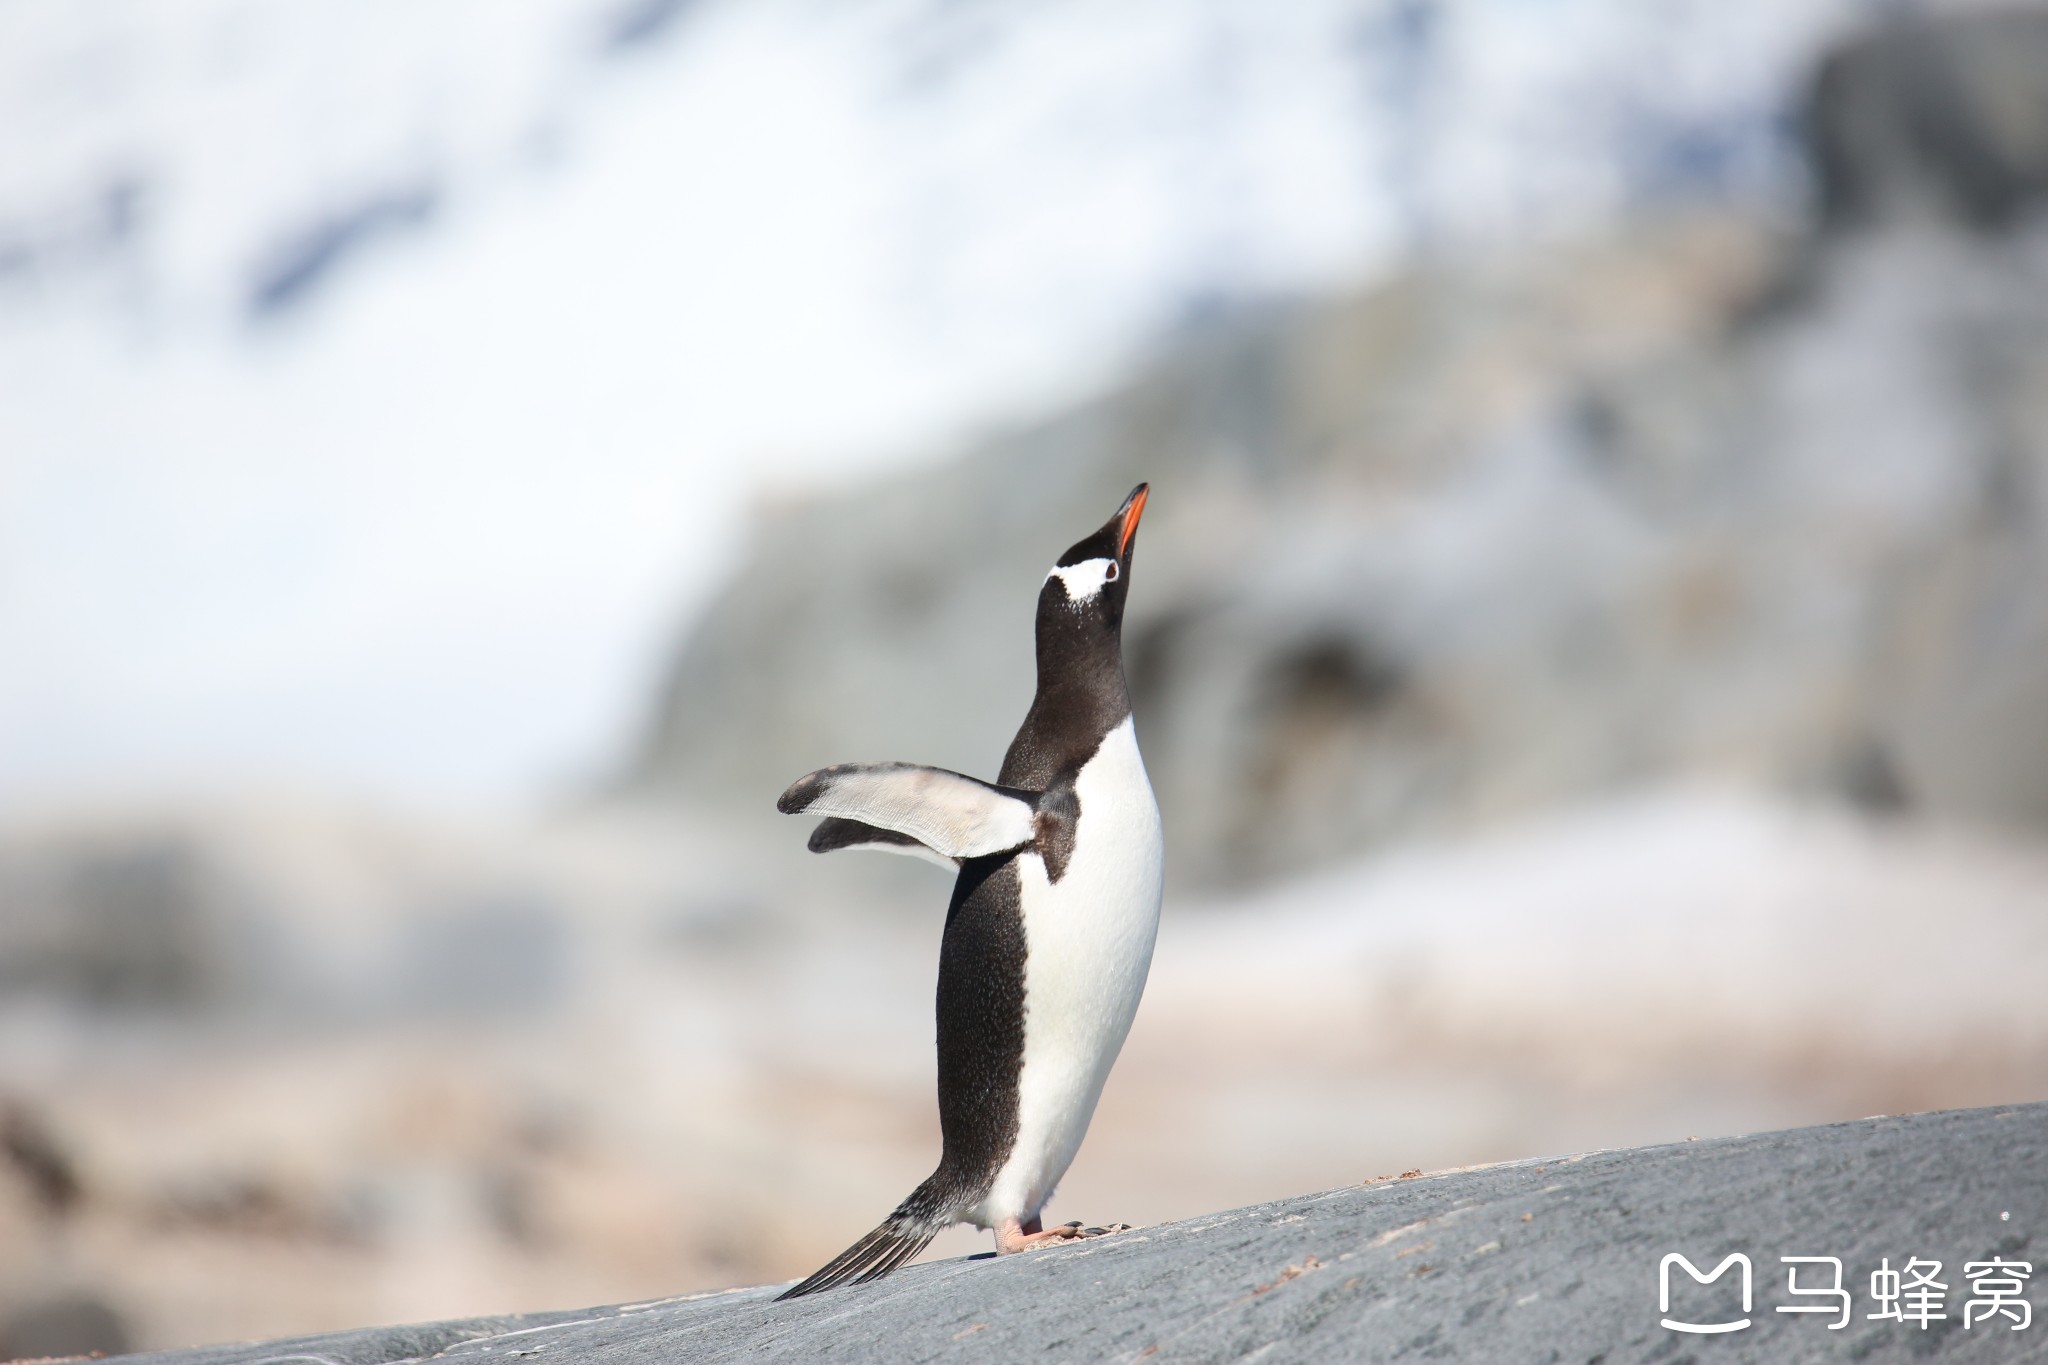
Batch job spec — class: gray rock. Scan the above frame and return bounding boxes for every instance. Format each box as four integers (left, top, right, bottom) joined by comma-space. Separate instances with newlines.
0, 810, 579, 1027
118, 1101, 2047, 1364
0, 1292, 131, 1361
1808, 9, 2048, 234
0, 834, 241, 1013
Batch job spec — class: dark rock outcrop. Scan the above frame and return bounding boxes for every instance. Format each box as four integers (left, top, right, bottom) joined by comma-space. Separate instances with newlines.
1808, 8, 2048, 234
117, 1101, 2048, 1364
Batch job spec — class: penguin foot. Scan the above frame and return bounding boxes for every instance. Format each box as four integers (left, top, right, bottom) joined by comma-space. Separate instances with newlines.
995, 1217, 1133, 1254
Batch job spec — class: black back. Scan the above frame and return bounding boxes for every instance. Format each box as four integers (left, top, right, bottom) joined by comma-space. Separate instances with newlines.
926, 483, 1148, 1210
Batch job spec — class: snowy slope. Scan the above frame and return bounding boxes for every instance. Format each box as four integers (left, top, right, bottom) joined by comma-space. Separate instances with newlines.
0, 0, 1923, 813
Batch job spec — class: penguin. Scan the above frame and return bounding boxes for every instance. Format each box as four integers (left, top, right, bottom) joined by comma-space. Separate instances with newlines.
773, 483, 1163, 1299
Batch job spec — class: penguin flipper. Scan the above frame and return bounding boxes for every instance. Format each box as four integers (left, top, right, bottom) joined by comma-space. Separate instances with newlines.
777, 763, 1036, 860
808, 816, 960, 869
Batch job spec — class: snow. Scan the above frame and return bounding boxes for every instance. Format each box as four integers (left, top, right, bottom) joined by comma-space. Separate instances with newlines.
0, 0, 1910, 814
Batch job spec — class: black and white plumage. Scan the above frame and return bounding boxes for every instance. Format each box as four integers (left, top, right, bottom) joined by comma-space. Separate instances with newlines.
775, 483, 1163, 1300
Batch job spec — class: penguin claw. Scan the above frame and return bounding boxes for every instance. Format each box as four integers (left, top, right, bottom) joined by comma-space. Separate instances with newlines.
1059, 1220, 1133, 1237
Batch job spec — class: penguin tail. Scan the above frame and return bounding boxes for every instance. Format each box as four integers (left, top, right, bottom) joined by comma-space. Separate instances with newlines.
775, 1199, 947, 1300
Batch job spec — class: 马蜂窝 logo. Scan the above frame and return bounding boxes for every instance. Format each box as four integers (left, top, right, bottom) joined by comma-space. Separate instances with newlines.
1658, 1249, 2032, 1334
1660, 1253, 1752, 1333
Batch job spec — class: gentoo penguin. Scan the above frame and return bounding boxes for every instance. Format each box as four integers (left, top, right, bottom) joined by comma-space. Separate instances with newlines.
773, 483, 1163, 1299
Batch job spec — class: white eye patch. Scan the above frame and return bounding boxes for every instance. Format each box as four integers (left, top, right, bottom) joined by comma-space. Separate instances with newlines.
1047, 557, 1117, 605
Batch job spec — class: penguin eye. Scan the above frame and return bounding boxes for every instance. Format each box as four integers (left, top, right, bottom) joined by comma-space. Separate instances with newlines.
1105, 562, 1120, 582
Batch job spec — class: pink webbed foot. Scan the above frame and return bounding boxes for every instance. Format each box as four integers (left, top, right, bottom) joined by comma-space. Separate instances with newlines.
995, 1215, 1134, 1254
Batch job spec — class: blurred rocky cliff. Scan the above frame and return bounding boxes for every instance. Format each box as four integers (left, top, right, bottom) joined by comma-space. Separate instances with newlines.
630, 7, 2048, 889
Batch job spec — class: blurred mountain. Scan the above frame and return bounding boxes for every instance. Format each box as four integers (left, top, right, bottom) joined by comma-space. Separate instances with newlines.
0, 0, 1863, 335
0, 0, 1900, 814
629, 6, 2048, 888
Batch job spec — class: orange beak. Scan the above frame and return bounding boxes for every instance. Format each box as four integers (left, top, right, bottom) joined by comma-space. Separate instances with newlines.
1118, 483, 1149, 557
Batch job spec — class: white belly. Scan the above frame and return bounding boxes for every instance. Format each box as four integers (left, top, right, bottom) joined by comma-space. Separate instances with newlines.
974, 716, 1163, 1225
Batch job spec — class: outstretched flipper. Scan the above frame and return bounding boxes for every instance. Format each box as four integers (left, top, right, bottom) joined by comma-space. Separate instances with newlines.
777, 763, 1036, 861
808, 816, 960, 869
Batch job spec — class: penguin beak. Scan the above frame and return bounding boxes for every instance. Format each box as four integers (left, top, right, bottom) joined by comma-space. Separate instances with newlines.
1116, 483, 1149, 558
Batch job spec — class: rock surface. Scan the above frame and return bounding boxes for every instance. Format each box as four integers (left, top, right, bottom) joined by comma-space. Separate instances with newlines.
121, 1101, 2046, 1364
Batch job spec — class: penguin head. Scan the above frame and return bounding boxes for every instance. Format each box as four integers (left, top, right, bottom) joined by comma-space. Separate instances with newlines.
1038, 483, 1147, 640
